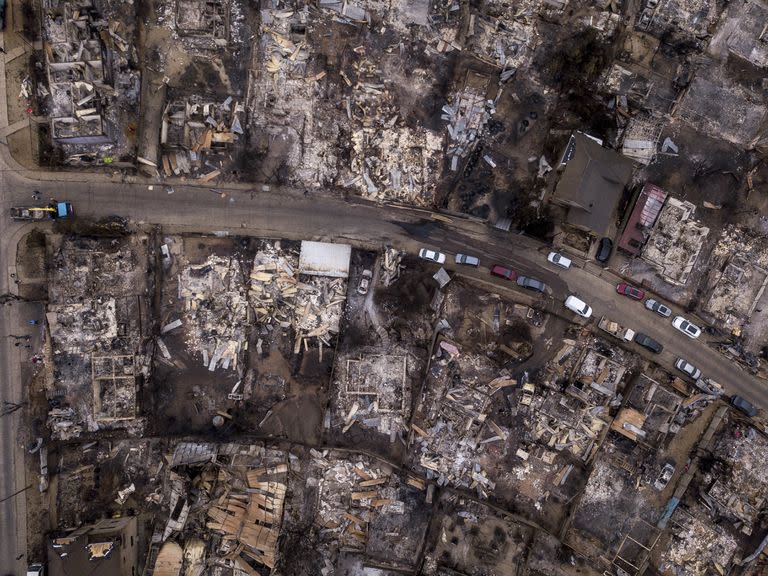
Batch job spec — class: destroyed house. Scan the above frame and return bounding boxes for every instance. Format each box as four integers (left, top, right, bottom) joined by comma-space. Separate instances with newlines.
47, 516, 138, 576
618, 183, 668, 256
44, 2, 113, 145
160, 96, 244, 177
553, 132, 634, 237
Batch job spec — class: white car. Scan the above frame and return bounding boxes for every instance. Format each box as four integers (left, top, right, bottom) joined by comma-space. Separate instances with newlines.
418, 248, 446, 264
672, 315, 701, 339
674, 357, 701, 380
565, 295, 592, 318
547, 251, 572, 269
357, 270, 372, 295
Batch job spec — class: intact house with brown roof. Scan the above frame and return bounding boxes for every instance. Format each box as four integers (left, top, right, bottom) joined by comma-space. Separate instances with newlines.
552, 131, 635, 238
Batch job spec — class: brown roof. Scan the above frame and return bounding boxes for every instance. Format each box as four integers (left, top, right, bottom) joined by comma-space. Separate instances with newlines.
554, 132, 634, 236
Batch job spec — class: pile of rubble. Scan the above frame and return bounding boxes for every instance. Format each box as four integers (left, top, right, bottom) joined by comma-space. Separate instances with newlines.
292, 276, 347, 356
527, 391, 608, 461
247, 0, 338, 188
161, 96, 245, 180
380, 246, 404, 286
333, 347, 414, 439
642, 197, 710, 286
443, 83, 495, 172
410, 341, 501, 497
312, 450, 422, 557
465, 14, 538, 69
151, 443, 288, 574
343, 55, 442, 206
664, 504, 739, 575
45, 237, 148, 440
705, 423, 768, 533
261, 6, 312, 78
179, 254, 249, 371
248, 244, 300, 330
47, 298, 118, 353
42, 0, 140, 165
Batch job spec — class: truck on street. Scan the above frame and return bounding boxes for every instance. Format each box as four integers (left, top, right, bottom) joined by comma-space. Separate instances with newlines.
597, 316, 636, 341
10, 201, 73, 221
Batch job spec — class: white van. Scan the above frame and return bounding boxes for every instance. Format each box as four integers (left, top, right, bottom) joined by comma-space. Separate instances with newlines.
565, 295, 592, 318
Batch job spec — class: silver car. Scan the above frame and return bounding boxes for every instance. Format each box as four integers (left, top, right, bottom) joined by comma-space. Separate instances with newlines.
645, 298, 672, 317
517, 275, 546, 292
674, 357, 701, 380
455, 253, 480, 267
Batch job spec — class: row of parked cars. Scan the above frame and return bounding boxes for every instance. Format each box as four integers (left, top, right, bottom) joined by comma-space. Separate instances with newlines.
421, 245, 758, 418
615, 281, 702, 339
418, 248, 549, 293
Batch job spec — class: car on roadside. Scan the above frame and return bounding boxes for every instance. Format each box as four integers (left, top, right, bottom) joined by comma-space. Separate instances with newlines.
672, 315, 701, 339
634, 332, 663, 353
357, 269, 372, 295
455, 253, 480, 267
674, 357, 701, 380
27, 564, 45, 576
547, 252, 572, 269
654, 463, 675, 491
731, 395, 757, 417
491, 265, 517, 281
418, 248, 446, 264
517, 276, 546, 293
617, 283, 644, 300
645, 298, 672, 317
596, 237, 613, 263
565, 295, 592, 318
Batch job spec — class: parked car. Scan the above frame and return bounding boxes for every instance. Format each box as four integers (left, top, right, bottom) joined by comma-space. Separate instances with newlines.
617, 282, 645, 300
418, 248, 446, 264
357, 269, 372, 295
654, 463, 675, 491
517, 276, 546, 292
731, 395, 757, 417
674, 357, 701, 380
491, 265, 517, 281
455, 253, 480, 267
595, 237, 613, 263
672, 315, 701, 339
27, 565, 45, 576
634, 332, 663, 353
645, 298, 672, 317
547, 251, 572, 269
565, 295, 592, 318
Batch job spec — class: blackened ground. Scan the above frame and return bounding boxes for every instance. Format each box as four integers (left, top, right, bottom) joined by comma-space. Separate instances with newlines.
373, 257, 436, 322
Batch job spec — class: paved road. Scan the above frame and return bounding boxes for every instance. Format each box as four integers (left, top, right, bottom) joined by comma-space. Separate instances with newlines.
0, 174, 765, 572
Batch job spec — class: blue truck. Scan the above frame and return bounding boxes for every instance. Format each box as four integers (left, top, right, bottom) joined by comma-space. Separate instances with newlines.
10, 201, 73, 220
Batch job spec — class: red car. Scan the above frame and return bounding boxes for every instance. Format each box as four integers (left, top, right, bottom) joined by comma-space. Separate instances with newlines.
617, 282, 644, 300
491, 265, 517, 281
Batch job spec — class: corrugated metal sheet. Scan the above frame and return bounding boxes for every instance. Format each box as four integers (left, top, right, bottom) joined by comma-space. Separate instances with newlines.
299, 241, 352, 278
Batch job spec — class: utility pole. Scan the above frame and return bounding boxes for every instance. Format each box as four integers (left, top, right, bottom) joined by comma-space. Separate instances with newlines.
0, 483, 33, 504
1, 401, 24, 416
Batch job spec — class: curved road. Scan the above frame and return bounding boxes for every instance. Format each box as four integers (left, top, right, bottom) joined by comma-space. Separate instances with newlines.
0, 175, 766, 572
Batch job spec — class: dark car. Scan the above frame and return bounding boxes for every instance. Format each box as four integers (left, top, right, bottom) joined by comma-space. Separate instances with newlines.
617, 282, 645, 300
491, 265, 517, 281
596, 237, 613, 263
634, 332, 663, 354
516, 275, 546, 293
731, 395, 757, 417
